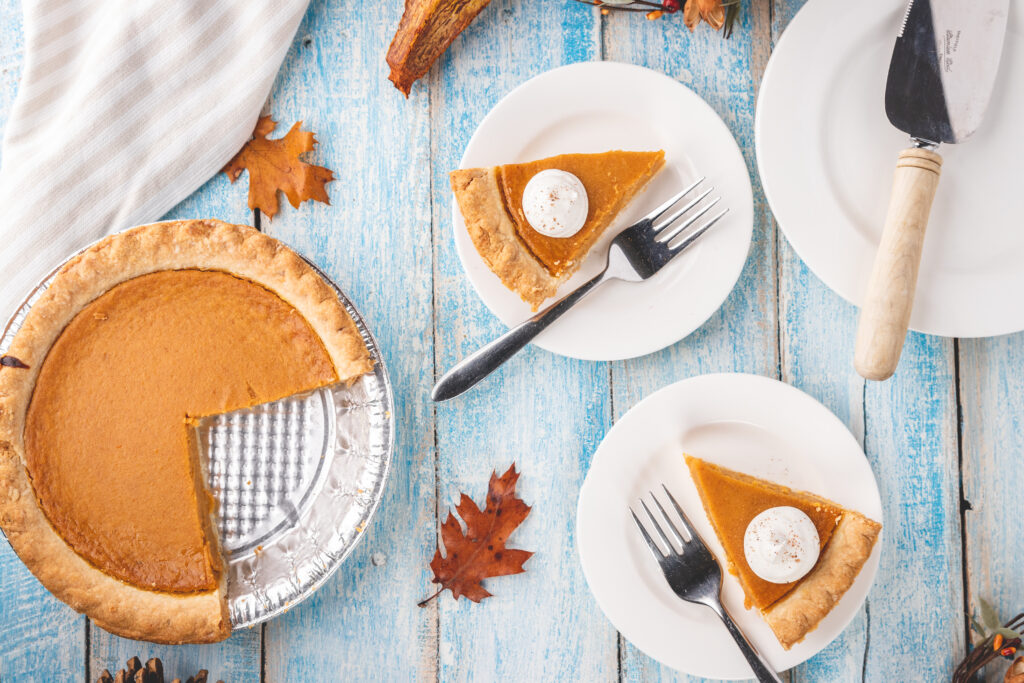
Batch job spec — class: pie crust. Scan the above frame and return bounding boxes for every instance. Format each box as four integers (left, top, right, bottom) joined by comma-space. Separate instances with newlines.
450, 151, 664, 310
0, 220, 373, 644
684, 455, 881, 650
451, 167, 561, 308
763, 509, 881, 649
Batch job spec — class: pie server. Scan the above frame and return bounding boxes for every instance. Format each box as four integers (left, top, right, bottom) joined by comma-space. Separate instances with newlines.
853, 0, 1009, 380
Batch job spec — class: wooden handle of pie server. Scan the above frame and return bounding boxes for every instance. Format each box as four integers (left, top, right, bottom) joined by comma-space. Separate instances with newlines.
854, 147, 942, 381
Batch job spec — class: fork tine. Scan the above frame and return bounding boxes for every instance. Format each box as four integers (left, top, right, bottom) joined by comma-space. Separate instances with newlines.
640, 498, 675, 553
656, 195, 721, 244
630, 508, 665, 561
661, 484, 702, 541
651, 493, 689, 545
645, 177, 705, 226
668, 208, 729, 253
652, 187, 715, 238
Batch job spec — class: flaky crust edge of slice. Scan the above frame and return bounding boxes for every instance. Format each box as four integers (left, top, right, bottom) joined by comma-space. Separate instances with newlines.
683, 455, 882, 651
450, 167, 561, 311
763, 510, 881, 650
0, 219, 373, 644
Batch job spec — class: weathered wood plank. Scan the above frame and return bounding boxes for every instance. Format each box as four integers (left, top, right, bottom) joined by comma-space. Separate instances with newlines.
959, 333, 1024, 682
602, 3, 777, 681
0, 3, 87, 681
778, 258, 964, 683
768, 0, 869, 680
776, 246, 870, 683
258, 1, 438, 680
89, 630, 261, 683
159, 174, 253, 227
0, 556, 84, 682
772, 0, 965, 680
0, 0, 988, 680
859, 335, 962, 680
430, 2, 617, 682
85, 18, 261, 683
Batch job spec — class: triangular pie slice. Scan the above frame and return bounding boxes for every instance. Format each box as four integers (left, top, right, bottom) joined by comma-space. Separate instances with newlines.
450, 150, 665, 310
386, 0, 493, 96
685, 455, 881, 650
0, 220, 373, 644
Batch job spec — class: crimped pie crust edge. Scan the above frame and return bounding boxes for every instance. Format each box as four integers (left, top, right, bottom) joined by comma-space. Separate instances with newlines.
0, 219, 373, 643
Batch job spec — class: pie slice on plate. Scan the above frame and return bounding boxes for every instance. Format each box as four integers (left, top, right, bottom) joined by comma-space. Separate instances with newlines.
684, 455, 881, 650
0, 220, 373, 644
450, 150, 665, 310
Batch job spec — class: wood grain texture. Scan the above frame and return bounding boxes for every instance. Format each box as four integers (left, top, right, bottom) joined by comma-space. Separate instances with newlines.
85, 19, 261, 683
854, 148, 943, 381
258, 0, 439, 680
860, 334, 963, 680
774, 2, 964, 682
603, 3, 777, 681
777, 212, 869, 683
959, 333, 1024, 683
0, 3, 87, 681
430, 2, 617, 681
0, 0, 993, 680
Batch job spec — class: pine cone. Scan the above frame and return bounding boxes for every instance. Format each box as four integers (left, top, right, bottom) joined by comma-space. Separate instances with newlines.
95, 657, 223, 683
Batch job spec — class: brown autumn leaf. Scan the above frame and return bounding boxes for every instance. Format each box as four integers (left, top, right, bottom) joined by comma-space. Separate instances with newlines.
684, 0, 725, 31
222, 115, 334, 220
419, 464, 533, 605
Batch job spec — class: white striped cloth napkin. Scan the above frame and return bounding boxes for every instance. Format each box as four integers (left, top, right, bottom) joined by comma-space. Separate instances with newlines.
0, 0, 310, 322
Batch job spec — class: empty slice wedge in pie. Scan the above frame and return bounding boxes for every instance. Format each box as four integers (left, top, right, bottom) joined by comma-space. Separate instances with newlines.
0, 220, 373, 644
684, 455, 881, 650
450, 150, 665, 310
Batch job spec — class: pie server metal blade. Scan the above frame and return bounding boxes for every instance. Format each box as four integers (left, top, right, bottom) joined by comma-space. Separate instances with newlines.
885, 0, 1010, 144
854, 0, 1009, 381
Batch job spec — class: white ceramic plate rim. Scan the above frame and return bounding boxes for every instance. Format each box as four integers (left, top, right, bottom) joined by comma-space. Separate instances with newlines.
452, 61, 754, 361
755, 0, 1024, 338
576, 373, 883, 679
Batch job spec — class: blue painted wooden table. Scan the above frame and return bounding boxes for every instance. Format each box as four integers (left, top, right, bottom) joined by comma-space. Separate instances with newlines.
1, 1, 1020, 681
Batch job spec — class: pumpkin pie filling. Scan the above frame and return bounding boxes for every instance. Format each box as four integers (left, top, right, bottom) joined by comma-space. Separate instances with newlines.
496, 151, 666, 277
685, 455, 844, 610
684, 454, 882, 650
23, 269, 339, 593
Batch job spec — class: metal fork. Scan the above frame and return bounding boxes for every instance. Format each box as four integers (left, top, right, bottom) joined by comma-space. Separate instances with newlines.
431, 178, 728, 401
631, 486, 782, 683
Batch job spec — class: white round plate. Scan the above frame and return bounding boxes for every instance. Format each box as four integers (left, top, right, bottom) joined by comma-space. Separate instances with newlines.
452, 62, 753, 361
757, 0, 1024, 338
577, 374, 883, 679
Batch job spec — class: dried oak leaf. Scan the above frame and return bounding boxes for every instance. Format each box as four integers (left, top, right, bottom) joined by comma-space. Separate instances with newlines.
683, 0, 725, 30
222, 116, 334, 220
420, 464, 532, 605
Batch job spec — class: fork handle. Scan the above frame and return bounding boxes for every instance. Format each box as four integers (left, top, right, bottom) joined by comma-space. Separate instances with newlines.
431, 271, 609, 401
706, 600, 782, 683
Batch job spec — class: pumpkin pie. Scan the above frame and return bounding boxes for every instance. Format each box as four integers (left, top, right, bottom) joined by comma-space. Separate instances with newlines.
0, 220, 373, 644
450, 150, 665, 310
685, 455, 881, 650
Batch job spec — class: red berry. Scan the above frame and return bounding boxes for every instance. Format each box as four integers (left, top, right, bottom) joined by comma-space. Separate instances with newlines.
663, 0, 681, 11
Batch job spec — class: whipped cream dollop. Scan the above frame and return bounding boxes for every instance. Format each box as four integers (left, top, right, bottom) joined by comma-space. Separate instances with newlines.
743, 506, 820, 584
521, 169, 589, 238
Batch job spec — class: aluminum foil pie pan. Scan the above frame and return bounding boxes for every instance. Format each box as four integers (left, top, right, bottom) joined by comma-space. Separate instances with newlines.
0, 232, 395, 631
